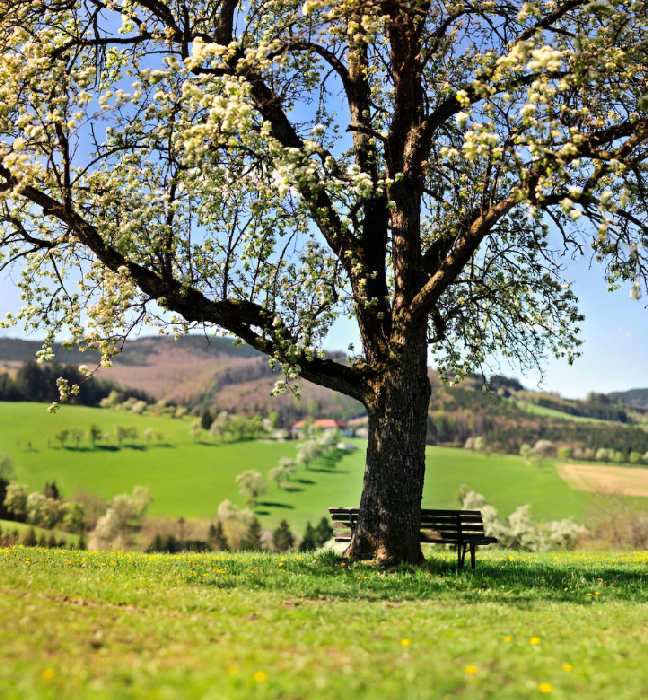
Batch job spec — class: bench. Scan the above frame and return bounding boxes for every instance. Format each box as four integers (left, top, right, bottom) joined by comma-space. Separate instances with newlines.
328, 507, 498, 570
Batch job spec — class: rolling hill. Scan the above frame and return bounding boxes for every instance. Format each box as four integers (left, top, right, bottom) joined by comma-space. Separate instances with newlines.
0, 402, 597, 529
0, 336, 646, 455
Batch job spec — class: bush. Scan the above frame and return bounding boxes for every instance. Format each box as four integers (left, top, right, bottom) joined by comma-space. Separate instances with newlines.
89, 486, 151, 550
3, 482, 28, 522
557, 446, 573, 460
272, 520, 295, 552
208, 522, 229, 551
459, 489, 586, 552
26, 493, 62, 529
21, 527, 37, 547
299, 517, 334, 552
239, 518, 263, 551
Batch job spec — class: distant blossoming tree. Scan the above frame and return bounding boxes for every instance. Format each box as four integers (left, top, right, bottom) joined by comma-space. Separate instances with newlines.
0, 0, 646, 562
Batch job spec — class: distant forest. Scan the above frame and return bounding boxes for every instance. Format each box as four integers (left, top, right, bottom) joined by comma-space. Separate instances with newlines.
0, 362, 146, 407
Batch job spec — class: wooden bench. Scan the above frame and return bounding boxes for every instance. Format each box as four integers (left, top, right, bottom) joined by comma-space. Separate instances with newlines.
328, 507, 498, 570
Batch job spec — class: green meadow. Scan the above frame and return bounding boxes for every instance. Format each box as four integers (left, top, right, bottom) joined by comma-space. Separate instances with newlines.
1, 548, 648, 699
0, 402, 599, 528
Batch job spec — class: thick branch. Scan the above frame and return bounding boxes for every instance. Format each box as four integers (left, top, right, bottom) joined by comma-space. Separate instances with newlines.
0, 165, 368, 402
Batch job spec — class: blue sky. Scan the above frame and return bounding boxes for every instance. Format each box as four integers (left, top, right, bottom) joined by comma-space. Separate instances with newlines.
3, 251, 644, 399
324, 253, 647, 398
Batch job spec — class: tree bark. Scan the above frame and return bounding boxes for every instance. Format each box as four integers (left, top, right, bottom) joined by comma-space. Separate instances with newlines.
345, 326, 431, 565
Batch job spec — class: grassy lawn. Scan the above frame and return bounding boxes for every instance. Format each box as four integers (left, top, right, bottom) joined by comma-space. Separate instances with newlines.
1, 547, 648, 699
0, 403, 618, 529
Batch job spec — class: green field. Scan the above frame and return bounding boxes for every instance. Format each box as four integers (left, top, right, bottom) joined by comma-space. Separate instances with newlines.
513, 400, 611, 424
0, 402, 608, 528
0, 518, 79, 546
1, 547, 648, 699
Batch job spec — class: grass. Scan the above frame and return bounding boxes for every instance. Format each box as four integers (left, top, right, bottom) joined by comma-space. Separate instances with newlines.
0, 518, 79, 546
0, 403, 620, 529
513, 400, 611, 424
1, 547, 648, 699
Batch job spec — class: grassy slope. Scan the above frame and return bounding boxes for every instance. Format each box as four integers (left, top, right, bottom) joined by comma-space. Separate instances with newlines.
0, 518, 79, 545
1, 548, 648, 699
1, 403, 597, 527
513, 400, 611, 424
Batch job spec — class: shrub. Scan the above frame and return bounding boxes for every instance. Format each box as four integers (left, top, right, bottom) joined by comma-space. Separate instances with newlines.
299, 522, 318, 552
239, 517, 263, 551
596, 447, 613, 463
26, 493, 62, 529
3, 482, 29, 522
21, 527, 37, 547
299, 518, 333, 552
272, 520, 295, 552
557, 446, 573, 460
61, 501, 86, 534
89, 486, 151, 550
459, 489, 586, 552
216, 499, 254, 550
208, 522, 229, 551
43, 481, 62, 500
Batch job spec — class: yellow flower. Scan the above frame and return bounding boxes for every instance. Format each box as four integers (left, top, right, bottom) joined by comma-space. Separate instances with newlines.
41, 668, 55, 682
464, 665, 478, 676
538, 682, 553, 693
529, 636, 541, 645
502, 635, 512, 642
562, 663, 573, 672
400, 638, 412, 648
253, 671, 268, 684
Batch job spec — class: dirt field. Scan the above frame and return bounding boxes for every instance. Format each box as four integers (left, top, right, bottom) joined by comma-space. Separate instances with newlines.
558, 462, 648, 497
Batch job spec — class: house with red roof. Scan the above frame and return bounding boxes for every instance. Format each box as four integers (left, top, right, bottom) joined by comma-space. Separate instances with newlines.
291, 418, 351, 438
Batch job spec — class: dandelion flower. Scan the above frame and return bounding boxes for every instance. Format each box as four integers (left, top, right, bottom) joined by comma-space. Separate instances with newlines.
503, 635, 513, 642
400, 638, 412, 648
464, 664, 478, 676
41, 668, 55, 682
538, 681, 553, 693
253, 671, 268, 683
529, 636, 541, 645
562, 663, 573, 672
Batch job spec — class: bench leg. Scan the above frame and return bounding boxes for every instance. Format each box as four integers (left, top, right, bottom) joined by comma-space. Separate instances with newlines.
457, 543, 467, 571
470, 543, 476, 571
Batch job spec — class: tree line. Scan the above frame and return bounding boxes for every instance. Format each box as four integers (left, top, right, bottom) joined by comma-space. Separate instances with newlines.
0, 361, 148, 407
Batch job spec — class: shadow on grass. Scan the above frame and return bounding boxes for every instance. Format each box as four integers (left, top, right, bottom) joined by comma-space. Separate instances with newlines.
283, 486, 305, 492
294, 479, 315, 485
257, 501, 295, 509
190, 551, 648, 605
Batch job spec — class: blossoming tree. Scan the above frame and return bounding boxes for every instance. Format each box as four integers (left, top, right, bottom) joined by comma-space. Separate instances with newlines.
0, 0, 646, 563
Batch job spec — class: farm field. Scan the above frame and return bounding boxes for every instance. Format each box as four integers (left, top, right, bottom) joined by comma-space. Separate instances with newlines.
0, 402, 624, 528
1, 548, 648, 699
558, 463, 648, 498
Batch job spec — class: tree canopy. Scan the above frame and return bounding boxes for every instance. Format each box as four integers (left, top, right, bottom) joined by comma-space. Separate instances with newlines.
0, 0, 645, 401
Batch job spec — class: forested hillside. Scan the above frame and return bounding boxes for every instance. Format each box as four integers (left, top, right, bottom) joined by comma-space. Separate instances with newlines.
0, 336, 646, 454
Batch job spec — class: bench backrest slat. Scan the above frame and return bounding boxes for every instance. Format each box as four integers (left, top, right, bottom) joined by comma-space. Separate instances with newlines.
329, 507, 486, 540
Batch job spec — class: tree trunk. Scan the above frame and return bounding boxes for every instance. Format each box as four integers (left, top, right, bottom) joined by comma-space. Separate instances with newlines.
345, 329, 431, 565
